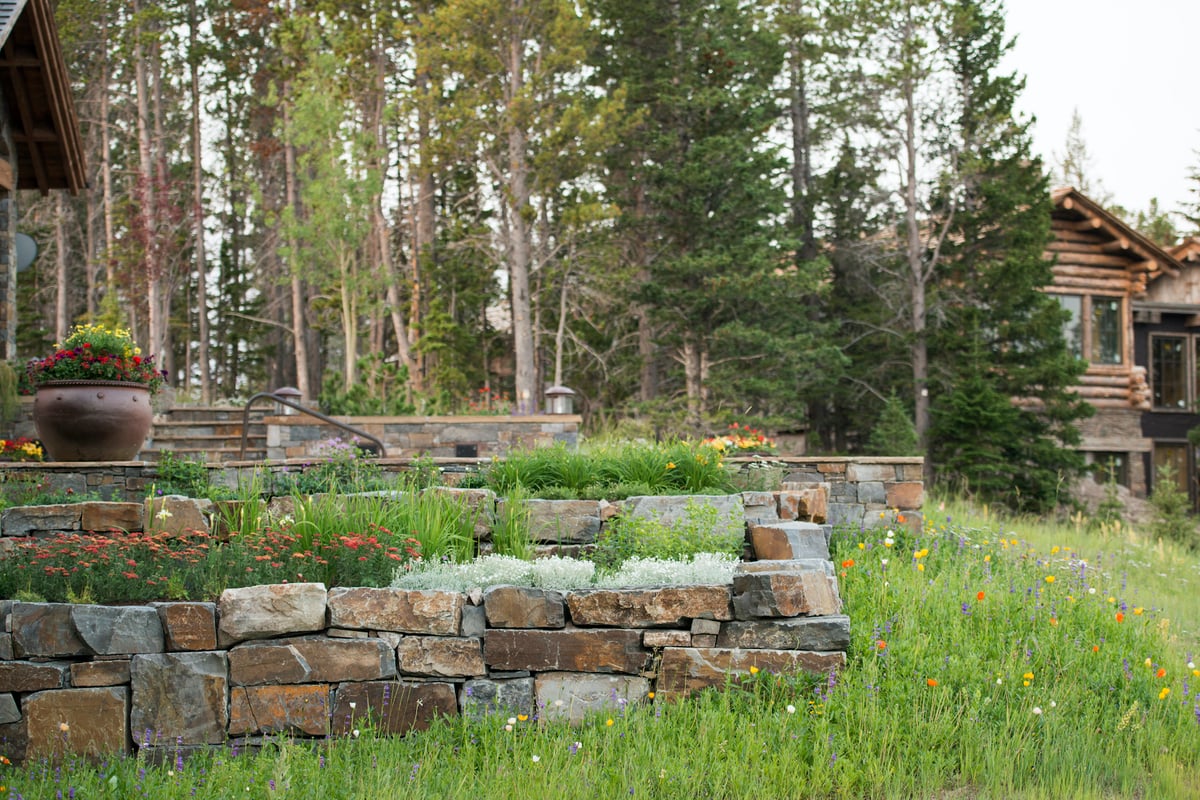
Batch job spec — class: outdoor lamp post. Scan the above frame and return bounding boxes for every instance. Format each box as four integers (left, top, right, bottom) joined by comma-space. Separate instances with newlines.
544, 385, 576, 415
272, 386, 302, 414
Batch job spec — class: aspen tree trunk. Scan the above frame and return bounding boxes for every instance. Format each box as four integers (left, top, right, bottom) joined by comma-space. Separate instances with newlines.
189, 0, 212, 402
504, 12, 537, 415
133, 4, 163, 359
54, 194, 68, 343
283, 101, 311, 401
100, 10, 115, 300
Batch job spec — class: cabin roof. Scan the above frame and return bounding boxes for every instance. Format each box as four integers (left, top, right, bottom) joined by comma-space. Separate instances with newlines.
0, 0, 84, 194
1050, 187, 1185, 281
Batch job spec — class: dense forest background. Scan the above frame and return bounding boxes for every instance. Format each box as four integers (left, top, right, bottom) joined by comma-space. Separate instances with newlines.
17, 0, 1200, 509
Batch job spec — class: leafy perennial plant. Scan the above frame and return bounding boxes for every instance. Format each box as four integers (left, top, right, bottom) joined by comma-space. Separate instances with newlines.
20, 323, 167, 394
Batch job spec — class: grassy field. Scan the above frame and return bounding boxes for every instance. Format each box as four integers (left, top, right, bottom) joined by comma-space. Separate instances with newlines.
4, 495, 1199, 799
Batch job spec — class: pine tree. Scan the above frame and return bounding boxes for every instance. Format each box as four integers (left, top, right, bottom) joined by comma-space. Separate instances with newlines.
867, 394, 920, 456
925, 0, 1091, 512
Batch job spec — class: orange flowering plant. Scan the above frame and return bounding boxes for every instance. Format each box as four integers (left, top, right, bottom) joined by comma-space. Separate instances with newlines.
701, 422, 778, 454
21, 324, 167, 394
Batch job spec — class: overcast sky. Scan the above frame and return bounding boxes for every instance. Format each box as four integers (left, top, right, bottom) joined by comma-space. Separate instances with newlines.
1003, 0, 1200, 224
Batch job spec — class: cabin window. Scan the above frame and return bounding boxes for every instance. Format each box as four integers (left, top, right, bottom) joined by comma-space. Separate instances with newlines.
1052, 293, 1123, 365
1152, 442, 1191, 500
1151, 336, 1188, 409
1090, 452, 1128, 487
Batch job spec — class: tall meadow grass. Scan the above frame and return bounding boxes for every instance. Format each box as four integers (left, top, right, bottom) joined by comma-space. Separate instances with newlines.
5, 495, 1200, 798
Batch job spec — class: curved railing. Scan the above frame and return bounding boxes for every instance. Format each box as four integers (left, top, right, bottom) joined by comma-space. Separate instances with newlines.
239, 392, 387, 460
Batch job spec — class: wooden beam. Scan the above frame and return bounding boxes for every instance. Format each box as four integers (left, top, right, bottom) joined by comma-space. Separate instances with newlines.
1100, 237, 1131, 253
1047, 274, 1132, 292
1051, 263, 1136, 281
0, 157, 13, 191
1052, 250, 1140, 268
1054, 218, 1104, 231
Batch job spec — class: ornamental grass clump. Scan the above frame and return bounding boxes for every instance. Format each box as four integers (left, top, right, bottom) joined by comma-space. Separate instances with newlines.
21, 323, 166, 394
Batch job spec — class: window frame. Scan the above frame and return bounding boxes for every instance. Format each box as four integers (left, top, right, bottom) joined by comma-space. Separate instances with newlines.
1149, 332, 1200, 413
1049, 291, 1126, 367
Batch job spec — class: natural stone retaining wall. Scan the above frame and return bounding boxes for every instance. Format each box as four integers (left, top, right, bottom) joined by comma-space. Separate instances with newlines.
265, 414, 582, 460
0, 456, 923, 532
0, 554, 848, 763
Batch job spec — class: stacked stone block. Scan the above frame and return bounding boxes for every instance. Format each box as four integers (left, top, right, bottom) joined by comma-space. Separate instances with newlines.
0, 545, 849, 763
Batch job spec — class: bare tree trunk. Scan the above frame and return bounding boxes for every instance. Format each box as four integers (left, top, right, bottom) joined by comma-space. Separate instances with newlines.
188, 0, 211, 402
504, 13, 536, 415
54, 194, 68, 342
134, 4, 164, 359
632, 184, 656, 403
100, 12, 115, 302
682, 338, 705, 430
788, 4, 817, 262
283, 102, 311, 401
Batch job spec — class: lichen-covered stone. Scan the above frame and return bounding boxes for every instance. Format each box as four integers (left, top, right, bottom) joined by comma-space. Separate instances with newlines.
778, 486, 828, 523
732, 563, 841, 619
515, 499, 602, 544
25, 686, 129, 760
620, 495, 745, 539
152, 602, 217, 651
657, 647, 845, 699
1, 505, 81, 536
0, 692, 18, 724
332, 681, 457, 736
643, 630, 691, 648
536, 672, 650, 724
565, 586, 732, 628
717, 615, 850, 651
459, 677, 535, 721
0, 661, 70, 692
71, 659, 132, 687
11, 603, 88, 657
130, 652, 228, 746
144, 495, 211, 536
229, 684, 331, 736
71, 605, 164, 655
484, 629, 647, 674
229, 636, 396, 686
483, 585, 565, 629
217, 583, 327, 645
327, 587, 462, 635
79, 501, 144, 532
747, 520, 829, 560
396, 636, 485, 678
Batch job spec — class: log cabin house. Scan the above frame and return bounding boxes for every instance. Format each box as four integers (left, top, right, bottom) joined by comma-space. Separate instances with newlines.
1047, 187, 1195, 502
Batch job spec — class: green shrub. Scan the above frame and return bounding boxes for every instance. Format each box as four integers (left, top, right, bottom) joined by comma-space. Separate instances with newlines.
591, 498, 744, 572
1147, 464, 1198, 549
153, 452, 212, 498
478, 441, 734, 499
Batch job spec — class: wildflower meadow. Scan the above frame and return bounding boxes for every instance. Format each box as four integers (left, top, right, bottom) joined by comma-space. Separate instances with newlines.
3, 497, 1199, 798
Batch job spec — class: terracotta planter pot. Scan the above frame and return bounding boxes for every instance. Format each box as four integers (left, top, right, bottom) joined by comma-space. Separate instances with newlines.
33, 380, 153, 461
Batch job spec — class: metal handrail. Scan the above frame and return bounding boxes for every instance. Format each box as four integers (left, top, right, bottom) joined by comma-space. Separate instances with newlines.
239, 392, 388, 460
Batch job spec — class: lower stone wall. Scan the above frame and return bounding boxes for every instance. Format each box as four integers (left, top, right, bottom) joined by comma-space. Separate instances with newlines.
0, 456, 925, 529
265, 414, 582, 460
0, 558, 848, 763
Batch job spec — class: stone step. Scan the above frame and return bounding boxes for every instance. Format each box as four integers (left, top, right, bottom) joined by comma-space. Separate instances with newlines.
138, 445, 268, 463
156, 406, 267, 424
148, 421, 263, 438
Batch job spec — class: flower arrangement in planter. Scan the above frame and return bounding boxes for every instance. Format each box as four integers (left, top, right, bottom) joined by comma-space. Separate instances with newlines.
22, 324, 166, 461
702, 422, 778, 455
21, 323, 166, 394
0, 437, 43, 462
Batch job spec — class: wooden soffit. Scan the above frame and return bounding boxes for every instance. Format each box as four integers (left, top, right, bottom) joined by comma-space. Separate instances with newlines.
0, 0, 85, 194
1050, 187, 1184, 284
